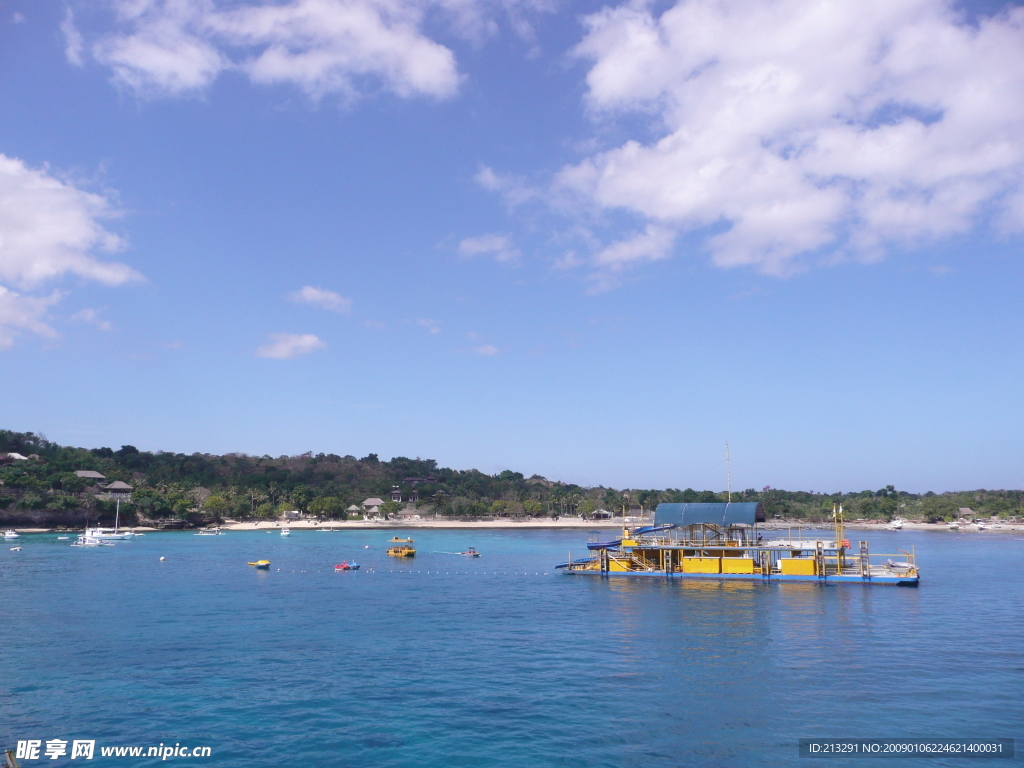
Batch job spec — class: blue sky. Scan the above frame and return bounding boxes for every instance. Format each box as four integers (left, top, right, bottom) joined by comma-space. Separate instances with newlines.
1, 0, 1023, 493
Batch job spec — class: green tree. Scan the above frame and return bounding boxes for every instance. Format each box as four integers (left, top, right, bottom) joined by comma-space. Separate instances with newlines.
920, 496, 958, 522
523, 500, 544, 516
204, 495, 229, 516
309, 496, 344, 519
379, 501, 403, 518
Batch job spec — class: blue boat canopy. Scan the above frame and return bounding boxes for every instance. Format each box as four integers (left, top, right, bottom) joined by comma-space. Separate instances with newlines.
654, 502, 765, 527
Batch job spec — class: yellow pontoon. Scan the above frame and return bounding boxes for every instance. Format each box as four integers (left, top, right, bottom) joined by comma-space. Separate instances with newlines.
386, 537, 416, 557
248, 560, 271, 569
558, 503, 919, 586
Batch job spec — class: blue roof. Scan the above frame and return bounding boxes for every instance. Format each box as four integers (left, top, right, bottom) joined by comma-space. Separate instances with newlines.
654, 502, 764, 527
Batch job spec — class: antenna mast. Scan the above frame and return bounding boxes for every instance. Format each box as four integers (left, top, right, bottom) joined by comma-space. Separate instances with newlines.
726, 441, 731, 503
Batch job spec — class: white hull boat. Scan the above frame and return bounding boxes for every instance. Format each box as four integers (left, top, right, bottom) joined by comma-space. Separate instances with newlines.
71, 535, 115, 547
85, 527, 135, 540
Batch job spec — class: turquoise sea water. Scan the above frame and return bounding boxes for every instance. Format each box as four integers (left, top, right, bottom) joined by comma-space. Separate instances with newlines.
1, 528, 1022, 766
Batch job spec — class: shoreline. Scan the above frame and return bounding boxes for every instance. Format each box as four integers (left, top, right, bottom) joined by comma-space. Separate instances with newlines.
4, 519, 1024, 534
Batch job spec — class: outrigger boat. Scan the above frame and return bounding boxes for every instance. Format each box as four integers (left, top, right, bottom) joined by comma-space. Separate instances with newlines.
557, 503, 919, 586
334, 561, 360, 571
386, 537, 416, 557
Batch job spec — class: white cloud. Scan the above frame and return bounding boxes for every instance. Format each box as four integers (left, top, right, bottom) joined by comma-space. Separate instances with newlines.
0, 287, 61, 349
0, 154, 138, 288
472, 343, 498, 355
0, 153, 140, 348
416, 318, 442, 334
458, 232, 521, 264
550, 0, 1024, 278
84, 0, 462, 100
287, 285, 352, 312
551, 251, 582, 270
475, 165, 537, 208
62, 9, 85, 66
256, 332, 326, 358
71, 307, 114, 331
94, 0, 227, 95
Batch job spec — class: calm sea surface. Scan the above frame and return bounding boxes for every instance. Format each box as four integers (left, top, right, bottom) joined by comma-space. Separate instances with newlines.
2, 528, 1022, 766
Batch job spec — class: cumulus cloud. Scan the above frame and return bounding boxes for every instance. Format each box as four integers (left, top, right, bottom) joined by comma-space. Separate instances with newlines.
549, 0, 1024, 278
81, 0, 462, 100
0, 154, 138, 288
0, 153, 140, 348
458, 232, 521, 264
287, 285, 352, 312
256, 332, 326, 358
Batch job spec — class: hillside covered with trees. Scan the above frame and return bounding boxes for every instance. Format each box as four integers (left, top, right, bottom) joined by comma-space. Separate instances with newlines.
1, 429, 1020, 526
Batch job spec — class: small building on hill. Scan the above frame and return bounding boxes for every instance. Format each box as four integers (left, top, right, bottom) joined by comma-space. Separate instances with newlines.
75, 470, 106, 481
97, 480, 133, 502
362, 497, 385, 514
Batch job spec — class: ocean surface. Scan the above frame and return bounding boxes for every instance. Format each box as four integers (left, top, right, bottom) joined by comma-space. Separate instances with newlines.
1, 527, 1022, 766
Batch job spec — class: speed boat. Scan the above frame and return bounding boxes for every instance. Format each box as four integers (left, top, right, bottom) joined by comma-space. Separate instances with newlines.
459, 547, 481, 557
3, 530, 19, 539
281, 527, 291, 537
334, 561, 360, 571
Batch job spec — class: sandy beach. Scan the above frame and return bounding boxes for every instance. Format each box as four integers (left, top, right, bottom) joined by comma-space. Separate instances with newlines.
7, 518, 1023, 534
220, 518, 624, 531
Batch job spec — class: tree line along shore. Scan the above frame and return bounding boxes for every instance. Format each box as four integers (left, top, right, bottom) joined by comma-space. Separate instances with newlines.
2, 429, 1022, 528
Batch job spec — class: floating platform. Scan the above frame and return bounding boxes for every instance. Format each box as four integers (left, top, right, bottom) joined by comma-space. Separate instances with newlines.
557, 503, 919, 586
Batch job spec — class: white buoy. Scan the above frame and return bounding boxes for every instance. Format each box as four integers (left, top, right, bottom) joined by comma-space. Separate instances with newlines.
159, 556, 166, 561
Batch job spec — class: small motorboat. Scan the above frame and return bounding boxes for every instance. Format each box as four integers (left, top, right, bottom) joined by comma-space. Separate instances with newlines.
885, 559, 915, 572
3, 530, 19, 539
334, 561, 360, 571
195, 527, 224, 536
248, 560, 271, 569
10, 546, 21, 551
459, 547, 481, 557
281, 527, 291, 537
70, 535, 114, 547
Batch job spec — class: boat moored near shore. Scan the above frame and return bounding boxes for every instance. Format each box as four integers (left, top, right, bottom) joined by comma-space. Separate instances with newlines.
386, 537, 415, 557
558, 502, 919, 586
